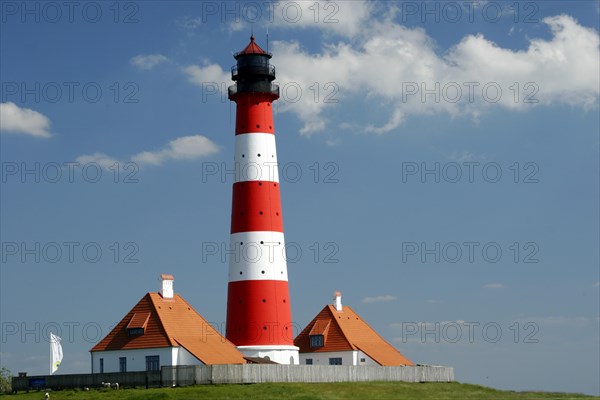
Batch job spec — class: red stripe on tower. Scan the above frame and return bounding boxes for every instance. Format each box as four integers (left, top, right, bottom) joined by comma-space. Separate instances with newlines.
225, 36, 299, 364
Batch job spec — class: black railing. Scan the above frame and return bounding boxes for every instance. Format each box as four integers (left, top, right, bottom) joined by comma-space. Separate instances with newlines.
228, 83, 280, 98
231, 64, 276, 80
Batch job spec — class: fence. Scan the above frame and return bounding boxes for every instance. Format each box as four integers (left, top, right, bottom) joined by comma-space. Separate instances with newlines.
11, 371, 161, 392
12, 364, 453, 392
182, 365, 454, 385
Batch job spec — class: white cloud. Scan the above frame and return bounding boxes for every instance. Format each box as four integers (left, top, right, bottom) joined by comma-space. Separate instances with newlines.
131, 135, 219, 166
75, 153, 120, 170
365, 109, 405, 135
593, 281, 600, 288
271, 40, 354, 135
0, 102, 51, 138
184, 64, 229, 86
361, 294, 397, 304
188, 9, 597, 136
77, 136, 219, 170
444, 15, 599, 109
268, 13, 599, 135
183, 64, 230, 93
268, 0, 373, 38
483, 283, 504, 289
132, 151, 162, 166
130, 54, 169, 70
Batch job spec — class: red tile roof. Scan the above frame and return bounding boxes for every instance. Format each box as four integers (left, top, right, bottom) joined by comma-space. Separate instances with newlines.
237, 35, 267, 55
295, 305, 413, 366
160, 274, 174, 280
126, 312, 150, 330
309, 320, 331, 337
91, 293, 246, 365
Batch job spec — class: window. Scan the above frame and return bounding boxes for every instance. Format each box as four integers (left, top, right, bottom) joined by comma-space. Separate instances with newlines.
305, 358, 313, 365
119, 357, 127, 372
99, 358, 104, 373
329, 357, 342, 365
145, 355, 160, 371
309, 334, 324, 348
128, 327, 144, 336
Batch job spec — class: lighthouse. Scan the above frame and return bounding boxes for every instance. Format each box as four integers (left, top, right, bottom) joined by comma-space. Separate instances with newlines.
225, 36, 299, 364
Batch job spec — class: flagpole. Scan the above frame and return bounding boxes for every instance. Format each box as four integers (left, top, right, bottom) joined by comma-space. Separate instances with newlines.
49, 332, 52, 375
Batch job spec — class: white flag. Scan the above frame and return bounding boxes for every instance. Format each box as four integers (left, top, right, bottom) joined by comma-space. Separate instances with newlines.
50, 332, 63, 374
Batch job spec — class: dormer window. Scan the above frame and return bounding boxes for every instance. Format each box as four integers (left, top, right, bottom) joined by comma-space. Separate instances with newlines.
308, 319, 330, 348
126, 312, 150, 337
310, 334, 324, 348
127, 327, 144, 336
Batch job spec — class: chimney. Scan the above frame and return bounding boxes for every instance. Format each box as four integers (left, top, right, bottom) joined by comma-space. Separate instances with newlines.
159, 274, 174, 298
333, 291, 342, 311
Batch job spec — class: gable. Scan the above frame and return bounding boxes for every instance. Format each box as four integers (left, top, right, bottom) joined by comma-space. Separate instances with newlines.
91, 293, 173, 352
295, 306, 354, 353
91, 292, 246, 365
152, 294, 246, 365
294, 305, 413, 366
334, 306, 413, 366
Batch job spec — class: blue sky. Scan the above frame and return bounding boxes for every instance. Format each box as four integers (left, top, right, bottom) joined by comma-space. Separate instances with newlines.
1, 0, 599, 395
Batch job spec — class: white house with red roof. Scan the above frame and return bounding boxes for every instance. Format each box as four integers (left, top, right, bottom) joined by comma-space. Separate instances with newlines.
90, 275, 246, 373
294, 292, 413, 367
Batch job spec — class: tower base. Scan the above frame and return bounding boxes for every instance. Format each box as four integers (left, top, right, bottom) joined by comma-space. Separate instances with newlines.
237, 345, 299, 365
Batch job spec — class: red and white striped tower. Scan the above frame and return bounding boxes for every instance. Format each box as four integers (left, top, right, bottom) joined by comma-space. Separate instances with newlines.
225, 36, 299, 364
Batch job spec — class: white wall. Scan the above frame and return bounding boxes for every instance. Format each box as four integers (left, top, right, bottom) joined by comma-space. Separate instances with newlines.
356, 350, 378, 366
176, 347, 203, 366
91, 347, 200, 373
299, 350, 377, 366
299, 350, 355, 366
237, 346, 299, 365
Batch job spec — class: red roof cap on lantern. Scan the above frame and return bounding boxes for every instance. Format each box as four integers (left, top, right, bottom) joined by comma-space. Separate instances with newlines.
235, 35, 270, 57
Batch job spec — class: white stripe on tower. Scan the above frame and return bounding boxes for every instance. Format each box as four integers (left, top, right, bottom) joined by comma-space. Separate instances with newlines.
233, 133, 279, 183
